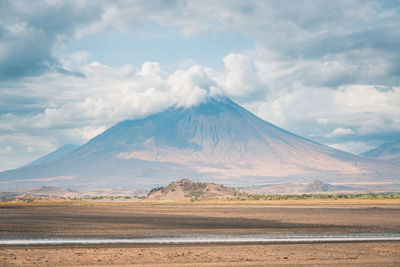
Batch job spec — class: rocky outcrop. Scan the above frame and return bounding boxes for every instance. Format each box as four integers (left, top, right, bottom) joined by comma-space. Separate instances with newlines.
147, 179, 242, 201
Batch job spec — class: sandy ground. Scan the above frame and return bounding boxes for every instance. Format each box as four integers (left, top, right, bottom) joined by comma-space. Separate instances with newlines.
1, 202, 400, 266
0, 242, 399, 266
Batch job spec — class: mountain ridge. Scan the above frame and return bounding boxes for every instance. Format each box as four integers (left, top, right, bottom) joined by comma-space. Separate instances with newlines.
360, 140, 400, 163
22, 144, 80, 168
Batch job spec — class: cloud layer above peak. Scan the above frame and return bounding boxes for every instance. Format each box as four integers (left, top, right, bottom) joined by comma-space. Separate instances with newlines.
0, 0, 400, 170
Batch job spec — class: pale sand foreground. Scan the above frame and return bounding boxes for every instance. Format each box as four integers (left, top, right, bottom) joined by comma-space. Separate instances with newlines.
1, 242, 400, 266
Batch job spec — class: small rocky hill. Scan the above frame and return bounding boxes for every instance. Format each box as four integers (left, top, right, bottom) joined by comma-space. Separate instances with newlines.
147, 179, 242, 201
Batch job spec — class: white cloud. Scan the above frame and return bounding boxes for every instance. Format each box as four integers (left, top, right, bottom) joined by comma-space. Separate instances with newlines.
245, 84, 400, 146
168, 65, 220, 108
29, 62, 222, 128
0, 133, 55, 171
328, 142, 374, 154
0, 145, 13, 153
217, 53, 265, 101
325, 127, 355, 138
138, 61, 162, 77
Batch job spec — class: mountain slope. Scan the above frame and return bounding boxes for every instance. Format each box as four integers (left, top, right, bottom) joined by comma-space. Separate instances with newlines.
22, 144, 79, 168
360, 140, 400, 163
0, 97, 398, 190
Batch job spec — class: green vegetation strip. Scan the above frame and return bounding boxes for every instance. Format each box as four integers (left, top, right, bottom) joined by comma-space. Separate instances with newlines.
246, 193, 400, 200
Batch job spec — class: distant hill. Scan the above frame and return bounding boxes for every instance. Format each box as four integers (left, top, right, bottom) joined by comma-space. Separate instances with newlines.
0, 186, 149, 200
0, 97, 399, 190
240, 180, 352, 194
22, 144, 79, 168
360, 140, 400, 163
147, 179, 240, 201
303, 180, 350, 193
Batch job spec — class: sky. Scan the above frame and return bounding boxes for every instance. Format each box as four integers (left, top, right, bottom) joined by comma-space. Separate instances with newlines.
0, 0, 400, 171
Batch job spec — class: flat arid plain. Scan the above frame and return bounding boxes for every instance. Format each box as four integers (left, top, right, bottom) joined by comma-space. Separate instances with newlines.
1, 200, 400, 266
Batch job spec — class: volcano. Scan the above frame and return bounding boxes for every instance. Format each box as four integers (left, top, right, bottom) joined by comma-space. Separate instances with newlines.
1, 97, 399, 190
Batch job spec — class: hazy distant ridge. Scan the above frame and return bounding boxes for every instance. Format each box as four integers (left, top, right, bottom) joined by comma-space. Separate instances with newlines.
360, 140, 400, 163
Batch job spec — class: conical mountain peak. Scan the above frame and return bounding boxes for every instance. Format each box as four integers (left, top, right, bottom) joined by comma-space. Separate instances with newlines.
0, 98, 398, 190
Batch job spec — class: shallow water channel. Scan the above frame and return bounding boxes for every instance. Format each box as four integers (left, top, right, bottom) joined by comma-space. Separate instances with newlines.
1, 232, 400, 245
